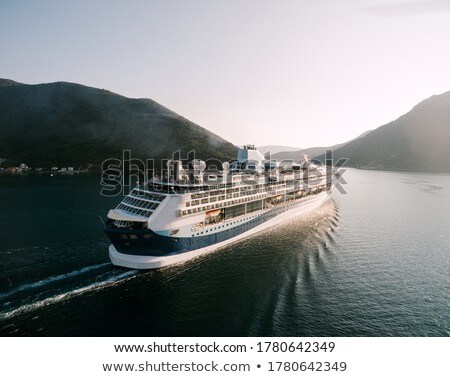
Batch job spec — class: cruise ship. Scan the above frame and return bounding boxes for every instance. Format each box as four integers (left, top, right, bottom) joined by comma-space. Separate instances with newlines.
104, 145, 332, 269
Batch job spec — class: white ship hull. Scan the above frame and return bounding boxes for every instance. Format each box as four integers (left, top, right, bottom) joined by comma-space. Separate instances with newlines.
109, 192, 329, 269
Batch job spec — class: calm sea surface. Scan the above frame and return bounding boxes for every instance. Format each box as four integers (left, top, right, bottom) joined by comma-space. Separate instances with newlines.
0, 169, 448, 336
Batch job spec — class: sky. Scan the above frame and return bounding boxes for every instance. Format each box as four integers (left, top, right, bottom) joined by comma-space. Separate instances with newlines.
1, 0, 450, 148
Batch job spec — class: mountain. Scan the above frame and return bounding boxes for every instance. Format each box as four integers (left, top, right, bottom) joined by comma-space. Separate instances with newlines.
327, 92, 450, 171
271, 131, 372, 161
0, 79, 236, 167
270, 145, 342, 161
258, 145, 302, 156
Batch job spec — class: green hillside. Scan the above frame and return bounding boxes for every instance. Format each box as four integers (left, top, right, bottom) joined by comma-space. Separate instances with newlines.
328, 92, 450, 171
0, 79, 236, 168
271, 131, 372, 161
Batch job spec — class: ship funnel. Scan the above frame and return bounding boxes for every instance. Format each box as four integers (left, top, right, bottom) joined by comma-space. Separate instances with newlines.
236, 144, 265, 172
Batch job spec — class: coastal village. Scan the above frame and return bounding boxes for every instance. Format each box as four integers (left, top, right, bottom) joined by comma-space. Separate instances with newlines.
0, 159, 93, 174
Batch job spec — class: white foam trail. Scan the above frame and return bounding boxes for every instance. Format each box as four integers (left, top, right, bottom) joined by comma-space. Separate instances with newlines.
0, 270, 136, 321
0, 262, 111, 301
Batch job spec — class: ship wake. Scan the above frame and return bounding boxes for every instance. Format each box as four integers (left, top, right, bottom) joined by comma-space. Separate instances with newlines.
0, 268, 136, 321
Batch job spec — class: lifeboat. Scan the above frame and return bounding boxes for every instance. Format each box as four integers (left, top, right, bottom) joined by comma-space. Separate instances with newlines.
206, 209, 221, 217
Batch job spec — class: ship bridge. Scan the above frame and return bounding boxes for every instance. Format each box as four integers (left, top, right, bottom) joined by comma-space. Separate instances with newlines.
231, 144, 265, 172
107, 188, 167, 224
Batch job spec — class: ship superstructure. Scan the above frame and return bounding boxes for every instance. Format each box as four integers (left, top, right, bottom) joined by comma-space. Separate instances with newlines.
105, 145, 331, 269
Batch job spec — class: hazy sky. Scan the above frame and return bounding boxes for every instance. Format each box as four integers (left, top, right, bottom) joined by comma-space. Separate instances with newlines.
1, 0, 450, 147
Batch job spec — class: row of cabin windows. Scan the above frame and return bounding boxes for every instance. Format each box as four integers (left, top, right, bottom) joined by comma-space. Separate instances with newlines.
179, 185, 318, 217
184, 193, 270, 214
188, 183, 288, 202
184, 184, 310, 208
192, 212, 273, 237
190, 193, 322, 237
